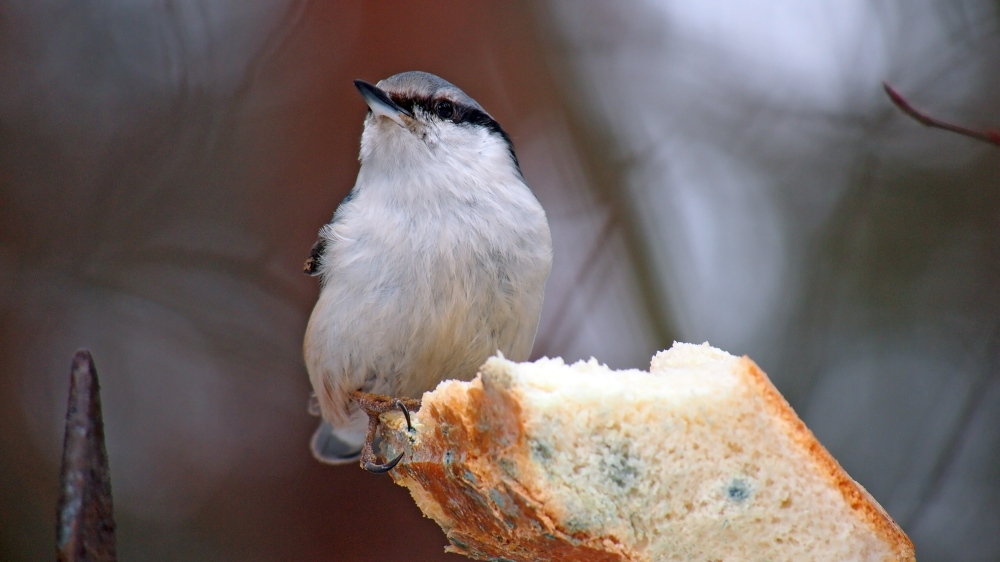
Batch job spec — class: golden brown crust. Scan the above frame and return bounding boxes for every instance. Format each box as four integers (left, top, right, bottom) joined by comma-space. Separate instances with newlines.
383, 377, 639, 561
738, 356, 915, 561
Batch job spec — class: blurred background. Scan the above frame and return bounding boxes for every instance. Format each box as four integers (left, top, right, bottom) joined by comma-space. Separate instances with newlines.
1, 0, 998, 560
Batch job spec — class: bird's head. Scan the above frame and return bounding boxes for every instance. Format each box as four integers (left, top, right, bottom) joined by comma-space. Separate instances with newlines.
354, 71, 521, 185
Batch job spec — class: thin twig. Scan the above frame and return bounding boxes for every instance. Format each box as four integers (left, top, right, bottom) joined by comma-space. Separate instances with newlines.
883, 82, 1000, 147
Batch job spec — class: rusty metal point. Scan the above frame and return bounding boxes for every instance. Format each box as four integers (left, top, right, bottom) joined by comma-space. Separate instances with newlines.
56, 349, 117, 562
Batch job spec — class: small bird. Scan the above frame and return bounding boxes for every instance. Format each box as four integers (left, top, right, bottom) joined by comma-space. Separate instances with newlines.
303, 71, 552, 472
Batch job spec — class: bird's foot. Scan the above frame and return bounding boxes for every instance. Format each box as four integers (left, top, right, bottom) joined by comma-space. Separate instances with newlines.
351, 391, 421, 473
352, 391, 420, 430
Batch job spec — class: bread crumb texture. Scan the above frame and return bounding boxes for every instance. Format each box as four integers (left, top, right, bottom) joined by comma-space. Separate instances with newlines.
380, 342, 915, 561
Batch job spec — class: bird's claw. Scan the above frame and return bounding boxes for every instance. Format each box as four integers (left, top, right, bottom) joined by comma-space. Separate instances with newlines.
363, 452, 405, 474
395, 399, 413, 431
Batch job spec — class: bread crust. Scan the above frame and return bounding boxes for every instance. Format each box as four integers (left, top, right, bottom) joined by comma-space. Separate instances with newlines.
378, 352, 916, 561
383, 377, 638, 560
738, 357, 915, 561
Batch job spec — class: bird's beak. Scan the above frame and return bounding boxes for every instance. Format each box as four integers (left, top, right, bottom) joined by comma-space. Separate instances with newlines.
354, 79, 411, 127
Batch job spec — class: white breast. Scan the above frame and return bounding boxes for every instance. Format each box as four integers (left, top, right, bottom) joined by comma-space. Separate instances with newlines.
303, 133, 552, 432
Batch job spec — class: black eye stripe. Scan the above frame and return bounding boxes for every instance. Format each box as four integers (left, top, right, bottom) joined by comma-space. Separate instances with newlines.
388, 94, 469, 123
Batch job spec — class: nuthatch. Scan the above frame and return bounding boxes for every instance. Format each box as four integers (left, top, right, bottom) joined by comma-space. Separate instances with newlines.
303, 71, 552, 472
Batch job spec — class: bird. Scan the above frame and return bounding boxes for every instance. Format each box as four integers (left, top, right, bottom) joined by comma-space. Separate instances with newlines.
302, 71, 552, 472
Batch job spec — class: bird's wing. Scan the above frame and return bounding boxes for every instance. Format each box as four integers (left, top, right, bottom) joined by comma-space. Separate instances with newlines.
302, 238, 326, 275
302, 188, 357, 276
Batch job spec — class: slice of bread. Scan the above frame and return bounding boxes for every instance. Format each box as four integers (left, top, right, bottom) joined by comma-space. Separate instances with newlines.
379, 342, 915, 561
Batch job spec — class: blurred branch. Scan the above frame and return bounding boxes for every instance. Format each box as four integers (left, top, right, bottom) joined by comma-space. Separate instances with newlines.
534, 214, 618, 353
57, 350, 117, 562
883, 82, 1000, 147
905, 322, 1000, 530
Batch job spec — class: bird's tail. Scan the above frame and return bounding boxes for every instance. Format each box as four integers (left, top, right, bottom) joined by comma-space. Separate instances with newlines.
310, 420, 364, 464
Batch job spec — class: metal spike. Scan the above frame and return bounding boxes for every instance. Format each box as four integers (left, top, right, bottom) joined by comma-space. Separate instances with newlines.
56, 349, 117, 562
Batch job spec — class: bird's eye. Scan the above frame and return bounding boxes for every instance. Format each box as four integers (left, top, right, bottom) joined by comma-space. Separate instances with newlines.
435, 100, 454, 120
